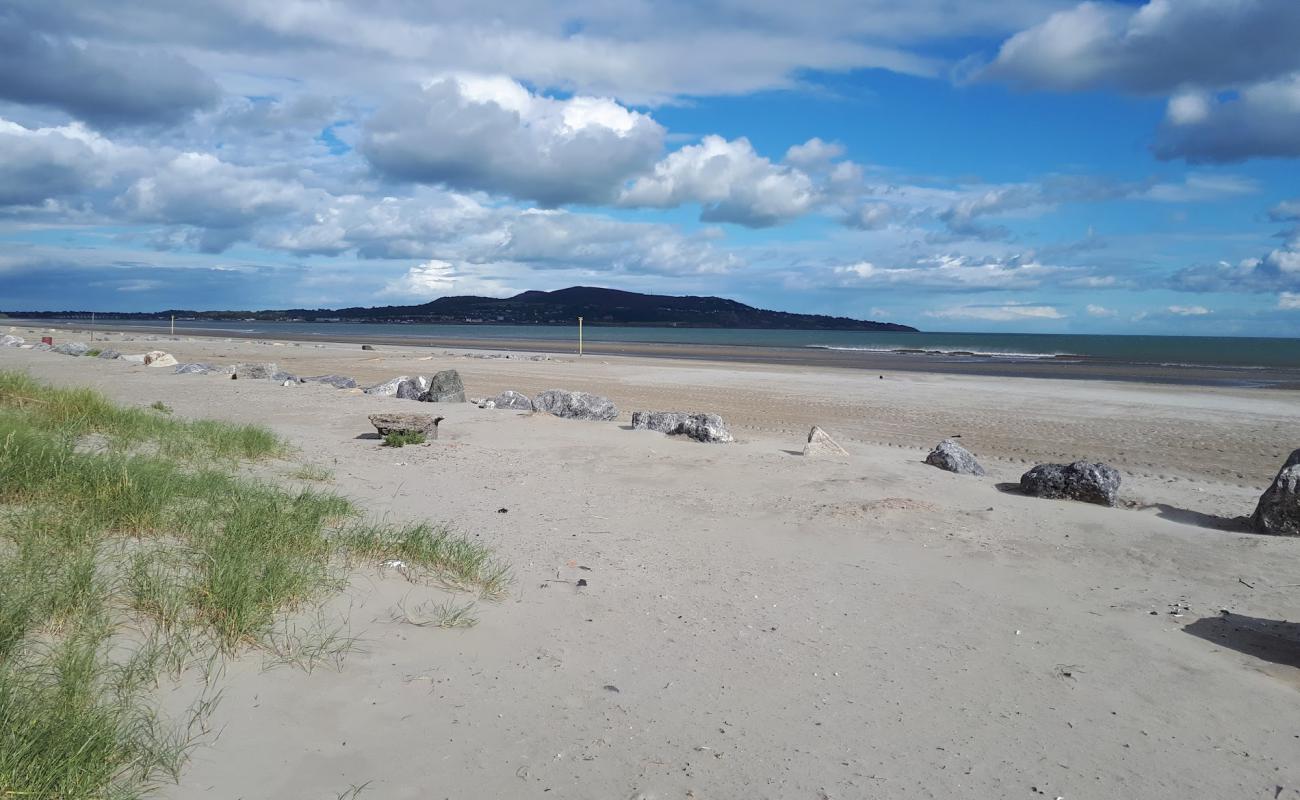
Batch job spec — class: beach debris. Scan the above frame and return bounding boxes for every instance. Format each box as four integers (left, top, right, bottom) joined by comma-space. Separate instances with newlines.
497, 507, 508, 513
803, 426, 849, 457
96, 349, 122, 360
173, 362, 221, 375
418, 369, 467, 403
300, 374, 359, 389
1019, 461, 1121, 506
602, 684, 619, 693
232, 362, 279, 380
1, 334, 24, 347
369, 412, 443, 439
361, 344, 376, 351
533, 389, 619, 421
52, 341, 91, 356
577, 578, 589, 587
493, 390, 535, 411
1251, 448, 1300, 536
924, 439, 986, 476
631, 411, 734, 443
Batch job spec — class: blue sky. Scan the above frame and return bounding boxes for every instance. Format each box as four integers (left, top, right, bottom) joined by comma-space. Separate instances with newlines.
2, 0, 1299, 335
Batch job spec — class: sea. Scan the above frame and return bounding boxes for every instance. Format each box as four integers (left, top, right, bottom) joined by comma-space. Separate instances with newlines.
41, 318, 1300, 370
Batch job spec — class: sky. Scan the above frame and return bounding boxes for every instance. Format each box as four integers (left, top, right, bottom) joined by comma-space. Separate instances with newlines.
1, 0, 1299, 336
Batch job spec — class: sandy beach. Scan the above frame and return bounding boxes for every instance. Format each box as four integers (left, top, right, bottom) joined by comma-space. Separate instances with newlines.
3, 325, 1299, 799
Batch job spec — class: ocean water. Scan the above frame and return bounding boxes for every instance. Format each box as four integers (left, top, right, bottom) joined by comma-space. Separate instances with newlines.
47, 319, 1300, 370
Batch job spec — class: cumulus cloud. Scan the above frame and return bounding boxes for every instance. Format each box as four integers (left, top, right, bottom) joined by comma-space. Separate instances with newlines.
361, 75, 664, 205
0, 17, 219, 127
0, 118, 140, 207
1153, 74, 1300, 162
1279, 292, 1300, 310
925, 303, 1067, 321
1166, 304, 1211, 316
619, 135, 817, 227
1086, 304, 1118, 317
982, 0, 1300, 94
982, 0, 1300, 163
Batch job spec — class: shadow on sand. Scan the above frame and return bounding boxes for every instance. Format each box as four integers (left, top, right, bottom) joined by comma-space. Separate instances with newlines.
354, 432, 381, 440
1183, 613, 1300, 671
1146, 504, 1252, 532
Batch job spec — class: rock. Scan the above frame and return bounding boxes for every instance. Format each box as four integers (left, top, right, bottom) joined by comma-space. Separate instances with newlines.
1019, 461, 1121, 507
232, 362, 278, 380
33, 343, 52, 351
479, 400, 497, 409
365, 375, 428, 398
418, 369, 466, 403
368, 413, 443, 437
301, 374, 358, 389
96, 349, 122, 360
281, 379, 295, 387
120, 353, 147, 364
174, 363, 218, 375
1251, 449, 1300, 536
630, 411, 734, 443
144, 351, 177, 367
533, 389, 619, 422
270, 371, 298, 383
924, 439, 986, 476
361, 344, 376, 351
53, 342, 91, 356
492, 390, 535, 411
803, 426, 849, 457
0, 335, 24, 347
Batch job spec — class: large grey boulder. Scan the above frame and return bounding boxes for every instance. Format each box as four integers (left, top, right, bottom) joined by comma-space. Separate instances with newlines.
533, 389, 618, 421
96, 349, 122, 360
803, 426, 848, 457
925, 439, 986, 476
1020, 461, 1121, 507
631, 411, 734, 443
1252, 449, 1300, 536
302, 374, 358, 389
418, 369, 466, 403
1, 335, 24, 347
53, 341, 91, 356
369, 412, 442, 437
233, 362, 278, 380
492, 390, 534, 411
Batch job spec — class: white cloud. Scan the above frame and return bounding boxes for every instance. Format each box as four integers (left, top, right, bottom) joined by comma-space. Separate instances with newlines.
925, 304, 1067, 322
832, 254, 1080, 291
1279, 292, 1300, 310
1086, 304, 1118, 317
1166, 304, 1211, 316
1154, 73, 1300, 162
362, 75, 664, 205
619, 135, 817, 227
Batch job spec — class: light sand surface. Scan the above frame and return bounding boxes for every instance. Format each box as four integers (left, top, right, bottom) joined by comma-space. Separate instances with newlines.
3, 329, 1299, 800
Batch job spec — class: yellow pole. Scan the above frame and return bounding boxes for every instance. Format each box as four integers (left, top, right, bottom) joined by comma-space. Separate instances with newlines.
578, 316, 583, 356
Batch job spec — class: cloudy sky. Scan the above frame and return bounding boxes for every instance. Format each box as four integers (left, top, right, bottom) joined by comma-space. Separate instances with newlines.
2, 0, 1298, 334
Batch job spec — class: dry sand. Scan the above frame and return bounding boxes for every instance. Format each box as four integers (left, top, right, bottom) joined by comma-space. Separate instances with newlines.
3, 326, 1299, 799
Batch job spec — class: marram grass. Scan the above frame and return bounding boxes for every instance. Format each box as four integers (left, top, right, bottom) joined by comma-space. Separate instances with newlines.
0, 372, 510, 799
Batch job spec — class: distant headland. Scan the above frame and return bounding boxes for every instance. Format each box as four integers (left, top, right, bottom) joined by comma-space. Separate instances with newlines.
4, 286, 918, 332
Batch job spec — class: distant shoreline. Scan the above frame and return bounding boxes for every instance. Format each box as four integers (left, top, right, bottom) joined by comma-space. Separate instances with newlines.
15, 318, 1300, 389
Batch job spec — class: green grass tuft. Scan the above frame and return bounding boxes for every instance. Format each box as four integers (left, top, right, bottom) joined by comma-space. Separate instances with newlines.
381, 430, 425, 447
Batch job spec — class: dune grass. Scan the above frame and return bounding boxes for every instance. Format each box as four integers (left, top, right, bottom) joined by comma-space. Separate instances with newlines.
0, 371, 509, 799
381, 430, 425, 447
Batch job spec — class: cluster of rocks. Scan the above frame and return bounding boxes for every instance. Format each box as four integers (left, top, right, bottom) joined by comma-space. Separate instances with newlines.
363, 370, 466, 403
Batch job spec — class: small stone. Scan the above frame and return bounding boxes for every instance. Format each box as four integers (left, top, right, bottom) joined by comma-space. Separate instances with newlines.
803, 426, 849, 457
924, 439, 986, 476
361, 344, 376, 351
